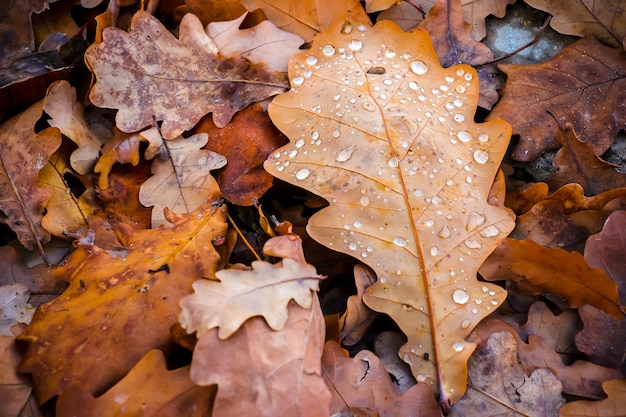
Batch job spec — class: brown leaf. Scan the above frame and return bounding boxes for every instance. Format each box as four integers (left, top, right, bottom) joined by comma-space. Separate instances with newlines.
418, 0, 500, 109
524, 0, 625, 47
189, 300, 330, 417
192, 104, 287, 206
43, 80, 105, 175
179, 235, 325, 339
17, 202, 228, 403
0, 101, 62, 255
585, 210, 626, 304
549, 123, 626, 195
206, 13, 304, 73
559, 379, 626, 417
521, 301, 582, 358
480, 238, 623, 317
0, 336, 37, 417
0, 0, 46, 68
240, 0, 370, 42
264, 16, 515, 404
174, 0, 248, 25
322, 341, 442, 417
138, 130, 226, 227
339, 264, 378, 346
575, 304, 626, 374
85, 11, 288, 137
450, 331, 565, 416
488, 37, 626, 161
55, 349, 215, 417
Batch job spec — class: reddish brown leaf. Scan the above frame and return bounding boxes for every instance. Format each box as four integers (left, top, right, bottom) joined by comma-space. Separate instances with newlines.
322, 341, 442, 417
585, 210, 626, 304
488, 37, 626, 162
192, 104, 287, 206
189, 300, 330, 417
174, 0, 248, 25
549, 124, 626, 195
418, 0, 500, 109
85, 11, 288, 138
17, 203, 227, 403
576, 304, 626, 374
480, 238, 623, 317
55, 350, 215, 417
0, 101, 62, 255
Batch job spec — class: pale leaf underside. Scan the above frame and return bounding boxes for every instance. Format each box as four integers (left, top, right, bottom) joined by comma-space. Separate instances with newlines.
264, 17, 514, 404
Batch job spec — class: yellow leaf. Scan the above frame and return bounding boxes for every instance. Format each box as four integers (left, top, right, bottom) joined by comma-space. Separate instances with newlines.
264, 16, 514, 404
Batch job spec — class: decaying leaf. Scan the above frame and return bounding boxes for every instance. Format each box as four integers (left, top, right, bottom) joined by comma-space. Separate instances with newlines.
264, 16, 515, 404
17, 202, 228, 403
450, 331, 565, 416
85, 11, 288, 138
43, 81, 106, 175
480, 238, 623, 317
206, 13, 304, 72
524, 0, 626, 47
575, 304, 626, 374
240, 0, 370, 42
192, 104, 287, 206
179, 235, 325, 339
189, 300, 330, 417
55, 349, 215, 417
559, 379, 626, 417
138, 129, 226, 227
488, 37, 626, 162
322, 341, 442, 417
549, 123, 626, 195
0, 101, 62, 255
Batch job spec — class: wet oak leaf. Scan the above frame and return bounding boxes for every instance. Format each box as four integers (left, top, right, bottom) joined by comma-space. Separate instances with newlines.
189, 300, 330, 417
179, 235, 325, 339
55, 349, 215, 417
549, 123, 626, 195
480, 238, 623, 317
85, 11, 288, 138
560, 379, 626, 417
43, 81, 106, 175
0, 100, 62, 254
524, 0, 626, 47
450, 331, 565, 417
322, 341, 442, 417
264, 17, 515, 404
240, 0, 370, 42
488, 37, 626, 162
192, 104, 287, 206
207, 13, 304, 73
417, 0, 500, 109
17, 202, 228, 404
138, 131, 226, 227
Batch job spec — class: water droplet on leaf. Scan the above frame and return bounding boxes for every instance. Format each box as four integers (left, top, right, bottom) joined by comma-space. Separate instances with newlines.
295, 168, 310, 180
452, 289, 469, 304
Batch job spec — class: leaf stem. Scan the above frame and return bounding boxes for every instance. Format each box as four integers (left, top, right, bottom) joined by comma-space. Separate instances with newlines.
227, 212, 262, 261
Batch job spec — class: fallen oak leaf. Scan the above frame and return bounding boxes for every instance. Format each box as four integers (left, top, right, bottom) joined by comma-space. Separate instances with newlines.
339, 263, 379, 346
17, 202, 228, 404
179, 235, 325, 339
264, 16, 515, 405
55, 349, 216, 417
190, 299, 330, 417
488, 37, 626, 162
138, 129, 226, 227
0, 100, 62, 257
559, 379, 626, 417
85, 11, 288, 138
322, 341, 442, 417
575, 304, 626, 374
480, 238, 623, 317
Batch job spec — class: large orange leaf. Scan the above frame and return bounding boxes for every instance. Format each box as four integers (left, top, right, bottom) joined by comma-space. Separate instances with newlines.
17, 202, 228, 403
264, 16, 515, 405
85, 11, 288, 138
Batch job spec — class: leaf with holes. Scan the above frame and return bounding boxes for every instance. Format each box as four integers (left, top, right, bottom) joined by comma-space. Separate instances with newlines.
264, 17, 515, 405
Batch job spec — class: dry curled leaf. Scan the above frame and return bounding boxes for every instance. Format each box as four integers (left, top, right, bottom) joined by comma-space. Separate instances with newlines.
339, 264, 378, 346
17, 202, 228, 404
480, 238, 623, 317
264, 16, 514, 404
85, 11, 288, 138
488, 37, 626, 162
